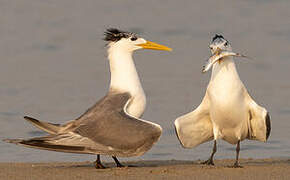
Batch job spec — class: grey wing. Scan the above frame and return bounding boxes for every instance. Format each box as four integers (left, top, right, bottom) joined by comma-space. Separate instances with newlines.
73, 94, 162, 157
4, 92, 161, 157
4, 133, 112, 155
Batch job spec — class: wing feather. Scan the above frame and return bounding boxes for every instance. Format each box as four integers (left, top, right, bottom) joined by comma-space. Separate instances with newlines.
72, 92, 162, 156
246, 93, 271, 142
5, 91, 162, 157
174, 94, 213, 148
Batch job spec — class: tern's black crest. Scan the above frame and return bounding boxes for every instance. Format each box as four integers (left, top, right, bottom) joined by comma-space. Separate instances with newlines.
104, 28, 134, 42
212, 34, 225, 42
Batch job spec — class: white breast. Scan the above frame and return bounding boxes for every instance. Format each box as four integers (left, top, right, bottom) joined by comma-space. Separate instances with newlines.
207, 57, 249, 142
126, 90, 146, 118
108, 45, 147, 118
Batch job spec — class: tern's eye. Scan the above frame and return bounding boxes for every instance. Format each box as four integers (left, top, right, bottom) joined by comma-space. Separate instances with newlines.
130, 37, 137, 41
224, 42, 228, 46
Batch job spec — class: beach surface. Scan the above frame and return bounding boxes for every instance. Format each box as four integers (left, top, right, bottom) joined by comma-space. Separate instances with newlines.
1, 159, 289, 180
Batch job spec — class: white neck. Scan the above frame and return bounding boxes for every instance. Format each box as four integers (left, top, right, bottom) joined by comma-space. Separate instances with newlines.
107, 45, 146, 117
208, 56, 245, 98
210, 57, 241, 82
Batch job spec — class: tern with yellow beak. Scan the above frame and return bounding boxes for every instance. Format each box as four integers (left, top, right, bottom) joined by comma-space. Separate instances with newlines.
4, 28, 171, 168
174, 34, 270, 167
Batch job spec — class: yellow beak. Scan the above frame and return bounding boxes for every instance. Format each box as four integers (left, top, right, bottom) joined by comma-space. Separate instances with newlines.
137, 41, 172, 51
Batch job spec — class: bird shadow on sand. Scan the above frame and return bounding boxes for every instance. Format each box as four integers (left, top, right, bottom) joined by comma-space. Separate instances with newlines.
52, 160, 198, 169
240, 158, 290, 166
39, 159, 290, 169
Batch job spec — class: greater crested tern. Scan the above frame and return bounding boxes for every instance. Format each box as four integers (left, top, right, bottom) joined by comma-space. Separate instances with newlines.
4, 28, 171, 168
174, 34, 271, 167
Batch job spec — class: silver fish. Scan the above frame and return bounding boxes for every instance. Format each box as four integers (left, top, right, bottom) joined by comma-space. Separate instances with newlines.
202, 51, 248, 73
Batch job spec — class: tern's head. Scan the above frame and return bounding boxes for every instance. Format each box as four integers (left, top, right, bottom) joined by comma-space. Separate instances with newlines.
104, 28, 171, 53
209, 34, 232, 55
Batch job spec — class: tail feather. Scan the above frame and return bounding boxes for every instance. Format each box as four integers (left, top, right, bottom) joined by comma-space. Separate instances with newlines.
24, 116, 61, 134
3, 139, 23, 144
3, 138, 89, 154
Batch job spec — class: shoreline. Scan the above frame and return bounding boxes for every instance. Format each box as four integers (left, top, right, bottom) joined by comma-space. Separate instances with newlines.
1, 158, 289, 180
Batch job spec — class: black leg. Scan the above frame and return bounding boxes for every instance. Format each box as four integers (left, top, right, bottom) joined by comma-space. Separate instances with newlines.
233, 140, 242, 168
94, 154, 106, 169
112, 156, 125, 167
202, 140, 217, 165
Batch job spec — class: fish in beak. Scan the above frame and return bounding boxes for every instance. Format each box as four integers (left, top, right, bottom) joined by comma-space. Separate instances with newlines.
202, 50, 248, 73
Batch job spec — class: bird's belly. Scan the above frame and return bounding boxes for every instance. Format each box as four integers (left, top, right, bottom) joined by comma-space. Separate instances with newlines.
211, 103, 246, 128
209, 93, 249, 143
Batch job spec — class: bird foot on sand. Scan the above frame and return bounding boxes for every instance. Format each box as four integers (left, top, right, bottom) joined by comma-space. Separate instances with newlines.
94, 161, 106, 169
201, 159, 214, 166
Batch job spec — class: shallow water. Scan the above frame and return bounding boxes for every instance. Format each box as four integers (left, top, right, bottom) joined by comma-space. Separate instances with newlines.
0, 0, 289, 162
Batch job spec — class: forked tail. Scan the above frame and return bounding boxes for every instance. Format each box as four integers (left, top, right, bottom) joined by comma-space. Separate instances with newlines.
24, 116, 61, 134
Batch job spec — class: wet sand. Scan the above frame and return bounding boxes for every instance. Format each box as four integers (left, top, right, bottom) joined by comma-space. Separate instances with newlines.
1, 159, 289, 180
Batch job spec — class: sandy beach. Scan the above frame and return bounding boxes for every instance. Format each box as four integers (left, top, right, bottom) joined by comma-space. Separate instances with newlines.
1, 159, 289, 180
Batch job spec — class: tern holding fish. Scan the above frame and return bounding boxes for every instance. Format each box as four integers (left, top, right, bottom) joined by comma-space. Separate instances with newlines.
202, 50, 248, 73
175, 34, 271, 167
